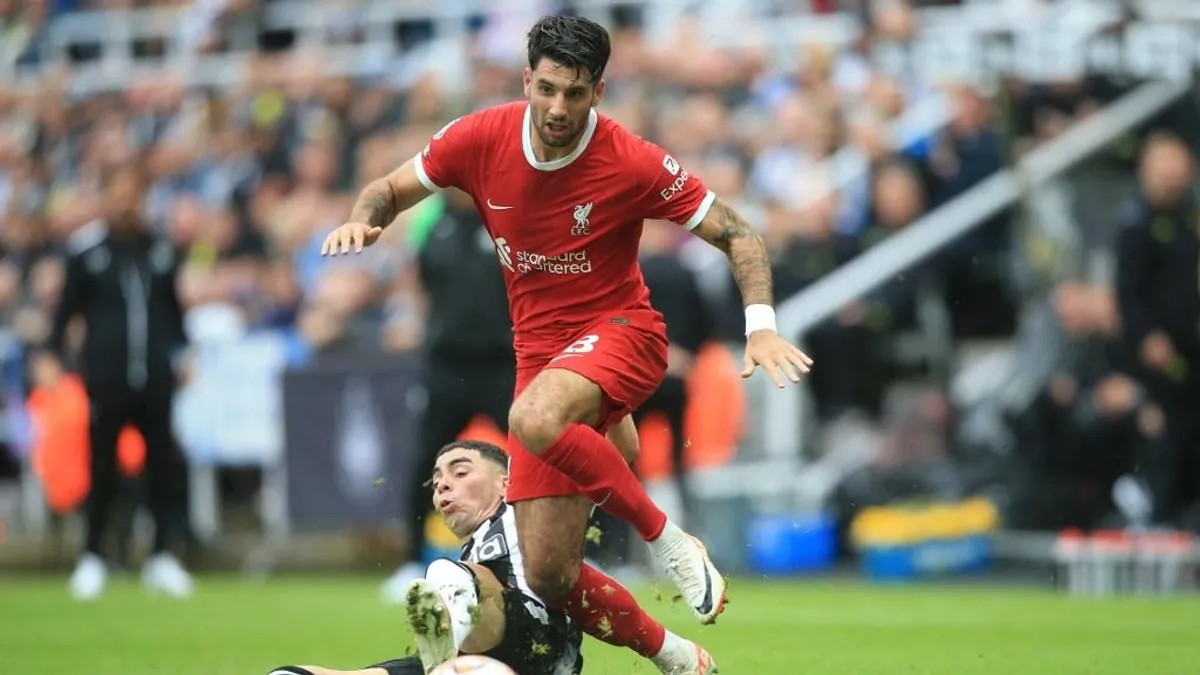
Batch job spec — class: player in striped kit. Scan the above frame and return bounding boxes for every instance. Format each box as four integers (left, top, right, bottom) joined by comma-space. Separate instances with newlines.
266, 440, 712, 675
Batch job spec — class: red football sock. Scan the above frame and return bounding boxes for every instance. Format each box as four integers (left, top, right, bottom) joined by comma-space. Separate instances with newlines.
559, 563, 667, 658
540, 424, 667, 541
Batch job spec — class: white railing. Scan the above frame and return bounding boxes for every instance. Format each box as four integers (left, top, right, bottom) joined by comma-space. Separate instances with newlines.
11, 0, 861, 95
22, 0, 1134, 97
1133, 0, 1200, 21
753, 78, 1193, 465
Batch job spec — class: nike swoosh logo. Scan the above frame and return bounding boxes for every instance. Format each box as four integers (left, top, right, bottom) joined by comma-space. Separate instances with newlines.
487, 199, 514, 210
696, 538, 710, 619
695, 559, 715, 616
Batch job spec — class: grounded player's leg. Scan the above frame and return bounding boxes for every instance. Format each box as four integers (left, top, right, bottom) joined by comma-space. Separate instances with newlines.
268, 662, 388, 667
420, 557, 588, 675
405, 559, 480, 671
405, 559, 519, 670
509, 368, 727, 624
508, 369, 668, 540
457, 563, 506, 655
268, 659, 423, 675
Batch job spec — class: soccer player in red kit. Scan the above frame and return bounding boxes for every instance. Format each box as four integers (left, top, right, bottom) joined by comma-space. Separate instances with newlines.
323, 15, 811, 674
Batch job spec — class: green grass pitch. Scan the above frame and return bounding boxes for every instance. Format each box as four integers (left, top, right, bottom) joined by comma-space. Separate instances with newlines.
1, 576, 1197, 674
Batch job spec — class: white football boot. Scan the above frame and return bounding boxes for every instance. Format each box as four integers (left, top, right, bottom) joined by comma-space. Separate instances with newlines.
141, 552, 195, 598
653, 634, 719, 675
646, 521, 728, 624
405, 579, 458, 674
69, 552, 108, 601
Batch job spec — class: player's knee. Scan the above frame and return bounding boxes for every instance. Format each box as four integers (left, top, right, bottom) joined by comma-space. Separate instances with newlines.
525, 557, 580, 606
509, 397, 565, 454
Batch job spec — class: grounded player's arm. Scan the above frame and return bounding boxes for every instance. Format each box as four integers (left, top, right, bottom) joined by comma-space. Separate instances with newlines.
323, 159, 433, 255
690, 198, 773, 308
690, 197, 813, 385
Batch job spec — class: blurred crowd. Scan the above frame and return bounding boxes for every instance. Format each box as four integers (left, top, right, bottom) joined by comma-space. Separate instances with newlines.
1, 0, 1198, 533
0, 0, 1002, 383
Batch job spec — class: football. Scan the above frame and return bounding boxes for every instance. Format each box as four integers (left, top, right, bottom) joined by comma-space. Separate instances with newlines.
429, 655, 517, 675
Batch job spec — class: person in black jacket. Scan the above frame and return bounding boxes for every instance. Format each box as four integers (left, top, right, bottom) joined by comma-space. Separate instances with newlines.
1009, 283, 1171, 529
41, 161, 194, 601
381, 188, 516, 604
1113, 133, 1200, 523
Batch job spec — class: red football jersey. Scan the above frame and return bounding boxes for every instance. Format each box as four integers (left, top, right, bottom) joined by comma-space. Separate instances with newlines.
414, 102, 714, 363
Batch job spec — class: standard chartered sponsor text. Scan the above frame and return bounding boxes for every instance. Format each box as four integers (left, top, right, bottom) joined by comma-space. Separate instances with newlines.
516, 249, 593, 275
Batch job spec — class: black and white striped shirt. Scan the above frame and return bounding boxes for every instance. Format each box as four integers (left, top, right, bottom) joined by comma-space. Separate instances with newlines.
459, 503, 539, 603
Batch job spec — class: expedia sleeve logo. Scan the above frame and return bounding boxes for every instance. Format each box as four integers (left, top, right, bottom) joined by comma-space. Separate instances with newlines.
660, 169, 692, 201
659, 153, 691, 201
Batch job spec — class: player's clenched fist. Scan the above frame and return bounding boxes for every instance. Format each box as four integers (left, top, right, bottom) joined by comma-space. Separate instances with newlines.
320, 221, 383, 256
741, 330, 813, 388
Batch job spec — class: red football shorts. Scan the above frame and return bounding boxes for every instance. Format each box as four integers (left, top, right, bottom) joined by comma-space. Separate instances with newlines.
505, 309, 668, 503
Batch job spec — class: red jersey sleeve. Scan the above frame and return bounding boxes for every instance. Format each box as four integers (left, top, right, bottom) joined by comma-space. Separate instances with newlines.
413, 113, 482, 192
632, 139, 716, 230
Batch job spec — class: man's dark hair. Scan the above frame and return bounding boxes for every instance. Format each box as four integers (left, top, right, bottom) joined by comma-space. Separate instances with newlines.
526, 14, 611, 84
437, 439, 509, 472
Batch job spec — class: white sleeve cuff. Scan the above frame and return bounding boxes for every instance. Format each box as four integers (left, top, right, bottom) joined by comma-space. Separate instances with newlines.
413, 153, 444, 192
680, 190, 716, 231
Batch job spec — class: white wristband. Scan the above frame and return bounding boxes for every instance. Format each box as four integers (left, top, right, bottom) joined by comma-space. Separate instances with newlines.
744, 304, 777, 336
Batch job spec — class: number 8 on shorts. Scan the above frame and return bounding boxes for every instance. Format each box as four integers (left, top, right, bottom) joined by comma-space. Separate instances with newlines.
564, 334, 600, 354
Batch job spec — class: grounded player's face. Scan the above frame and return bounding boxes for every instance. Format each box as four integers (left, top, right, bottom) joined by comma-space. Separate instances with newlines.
524, 58, 604, 151
431, 448, 508, 538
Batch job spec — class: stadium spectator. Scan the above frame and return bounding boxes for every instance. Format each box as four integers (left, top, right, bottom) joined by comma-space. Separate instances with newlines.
1010, 282, 1167, 529
1114, 133, 1200, 524
41, 161, 195, 601
17, 1, 1176, 574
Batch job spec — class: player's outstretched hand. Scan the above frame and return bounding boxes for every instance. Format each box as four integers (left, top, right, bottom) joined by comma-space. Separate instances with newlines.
741, 330, 813, 388
321, 222, 383, 256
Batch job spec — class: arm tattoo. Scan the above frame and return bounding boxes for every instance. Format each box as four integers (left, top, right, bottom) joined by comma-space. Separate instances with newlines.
349, 179, 399, 229
700, 199, 774, 307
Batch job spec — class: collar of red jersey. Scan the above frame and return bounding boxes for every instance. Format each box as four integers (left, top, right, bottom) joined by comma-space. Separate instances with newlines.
522, 105, 599, 173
